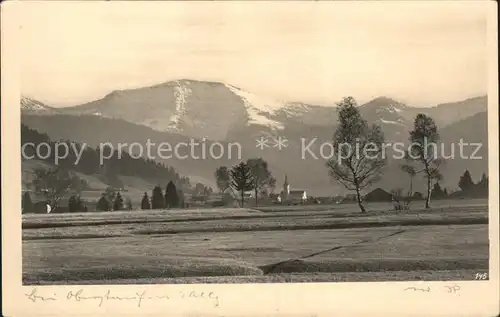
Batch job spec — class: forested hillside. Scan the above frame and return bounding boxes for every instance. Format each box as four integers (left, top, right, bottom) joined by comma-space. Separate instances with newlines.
21, 124, 192, 190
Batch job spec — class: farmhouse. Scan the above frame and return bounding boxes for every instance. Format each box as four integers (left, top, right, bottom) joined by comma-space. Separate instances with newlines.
363, 188, 393, 202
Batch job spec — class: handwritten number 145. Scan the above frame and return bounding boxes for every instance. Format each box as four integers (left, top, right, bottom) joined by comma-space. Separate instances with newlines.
475, 273, 488, 280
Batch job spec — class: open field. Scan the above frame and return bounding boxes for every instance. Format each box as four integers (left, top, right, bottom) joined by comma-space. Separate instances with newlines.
23, 201, 489, 284
255, 198, 489, 213
22, 198, 488, 229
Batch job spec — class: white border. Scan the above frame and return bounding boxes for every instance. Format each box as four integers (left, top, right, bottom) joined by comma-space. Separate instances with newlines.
2, 1, 498, 316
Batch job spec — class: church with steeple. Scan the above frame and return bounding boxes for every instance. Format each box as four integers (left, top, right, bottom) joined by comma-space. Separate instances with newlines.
277, 174, 307, 204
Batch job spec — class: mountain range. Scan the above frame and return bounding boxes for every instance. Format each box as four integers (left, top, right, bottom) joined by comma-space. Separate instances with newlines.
21, 79, 489, 196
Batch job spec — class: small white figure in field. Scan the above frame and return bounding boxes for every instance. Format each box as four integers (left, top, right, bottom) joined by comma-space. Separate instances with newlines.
46, 204, 52, 214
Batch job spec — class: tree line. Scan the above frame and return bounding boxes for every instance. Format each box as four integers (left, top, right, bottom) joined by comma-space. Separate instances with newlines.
21, 124, 191, 190
457, 169, 489, 197
214, 158, 276, 207
94, 187, 133, 212
137, 181, 186, 211
391, 168, 488, 207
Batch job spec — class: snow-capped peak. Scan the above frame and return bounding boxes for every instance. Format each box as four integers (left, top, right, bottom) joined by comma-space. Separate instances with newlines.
225, 84, 285, 130
21, 97, 52, 112
225, 84, 286, 112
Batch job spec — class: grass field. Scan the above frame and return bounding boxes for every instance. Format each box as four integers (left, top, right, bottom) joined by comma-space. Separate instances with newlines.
22, 200, 489, 284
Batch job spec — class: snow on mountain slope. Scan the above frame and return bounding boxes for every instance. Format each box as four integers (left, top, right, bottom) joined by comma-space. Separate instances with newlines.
168, 82, 192, 131
280, 103, 314, 117
225, 84, 285, 129
375, 103, 405, 114
21, 97, 55, 113
379, 118, 406, 126
359, 97, 410, 128
225, 84, 285, 112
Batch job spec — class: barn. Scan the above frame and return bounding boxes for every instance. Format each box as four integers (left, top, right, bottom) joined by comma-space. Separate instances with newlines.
363, 188, 393, 202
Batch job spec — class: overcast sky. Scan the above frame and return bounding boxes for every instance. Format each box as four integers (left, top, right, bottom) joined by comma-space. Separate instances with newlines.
18, 1, 489, 107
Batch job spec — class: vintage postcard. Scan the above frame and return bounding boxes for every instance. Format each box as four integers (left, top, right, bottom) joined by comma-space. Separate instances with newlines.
2, 1, 499, 316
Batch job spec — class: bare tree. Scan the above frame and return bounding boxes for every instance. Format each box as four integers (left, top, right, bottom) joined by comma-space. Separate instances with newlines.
267, 176, 276, 194
400, 164, 417, 198
407, 114, 442, 209
31, 167, 86, 212
247, 158, 273, 206
214, 166, 231, 194
326, 97, 386, 213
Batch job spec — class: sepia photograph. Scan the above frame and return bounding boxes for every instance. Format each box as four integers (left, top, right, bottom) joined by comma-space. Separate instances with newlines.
2, 0, 499, 316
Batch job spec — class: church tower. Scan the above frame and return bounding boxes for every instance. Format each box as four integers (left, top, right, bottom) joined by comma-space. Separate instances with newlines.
282, 174, 290, 201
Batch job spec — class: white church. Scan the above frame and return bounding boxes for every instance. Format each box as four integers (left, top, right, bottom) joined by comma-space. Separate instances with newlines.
276, 175, 307, 204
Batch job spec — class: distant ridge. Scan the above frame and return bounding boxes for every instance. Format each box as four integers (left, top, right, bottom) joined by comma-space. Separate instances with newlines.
21, 79, 487, 141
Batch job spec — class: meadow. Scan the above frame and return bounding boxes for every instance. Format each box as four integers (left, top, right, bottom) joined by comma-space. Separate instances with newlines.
22, 199, 489, 284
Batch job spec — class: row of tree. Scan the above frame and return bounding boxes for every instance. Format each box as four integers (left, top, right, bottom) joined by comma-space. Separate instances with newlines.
139, 181, 185, 210
214, 158, 276, 207
392, 169, 489, 202
458, 169, 489, 197
95, 188, 133, 212
21, 160, 201, 213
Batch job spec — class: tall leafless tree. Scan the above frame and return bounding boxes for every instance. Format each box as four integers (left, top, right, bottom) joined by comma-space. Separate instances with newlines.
407, 114, 442, 209
247, 158, 273, 206
326, 97, 386, 213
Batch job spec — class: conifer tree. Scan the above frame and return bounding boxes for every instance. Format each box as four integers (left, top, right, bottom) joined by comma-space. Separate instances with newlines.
97, 195, 110, 211
458, 170, 474, 193
151, 186, 165, 209
141, 192, 151, 210
165, 181, 180, 208
230, 162, 254, 207
432, 182, 445, 199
